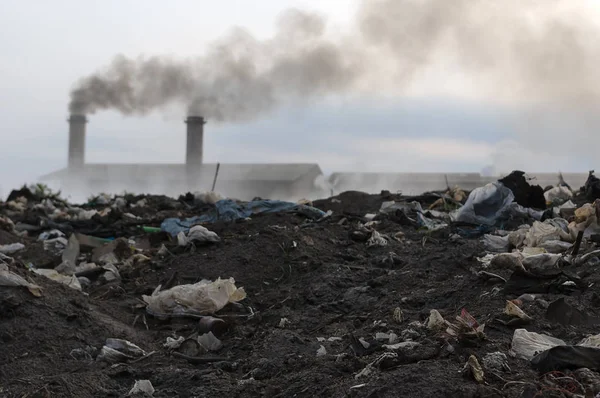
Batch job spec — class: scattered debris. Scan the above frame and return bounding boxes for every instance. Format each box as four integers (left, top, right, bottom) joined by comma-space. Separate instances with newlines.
142, 277, 246, 317
128, 380, 155, 396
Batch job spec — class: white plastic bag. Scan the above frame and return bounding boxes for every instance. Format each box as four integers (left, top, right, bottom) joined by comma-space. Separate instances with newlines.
143, 277, 246, 316
544, 186, 573, 205
454, 183, 514, 225
524, 221, 571, 247
0, 264, 42, 297
510, 329, 565, 360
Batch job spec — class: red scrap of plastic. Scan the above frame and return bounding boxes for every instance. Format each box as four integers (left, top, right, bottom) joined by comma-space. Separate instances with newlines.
460, 309, 479, 328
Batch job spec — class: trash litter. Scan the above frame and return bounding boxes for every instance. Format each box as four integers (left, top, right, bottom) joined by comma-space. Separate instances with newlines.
188, 225, 220, 243
0, 264, 42, 297
427, 309, 446, 331
524, 220, 571, 247
583, 170, 600, 201
463, 355, 484, 383
503, 300, 532, 325
128, 380, 155, 396
58, 234, 80, 274
38, 229, 65, 241
510, 329, 566, 360
355, 352, 398, 379
164, 336, 185, 349
446, 309, 486, 341
482, 352, 509, 372
0, 243, 25, 254
367, 230, 388, 248
33, 269, 82, 290
161, 199, 326, 236
316, 345, 327, 357
489, 253, 526, 272
531, 346, 600, 372
453, 182, 514, 225
482, 234, 510, 253
544, 186, 573, 206
538, 240, 572, 253
197, 332, 223, 352
383, 341, 420, 351
143, 277, 246, 317
178, 225, 221, 246
498, 170, 546, 210
42, 237, 68, 255
97, 338, 146, 364
521, 253, 562, 272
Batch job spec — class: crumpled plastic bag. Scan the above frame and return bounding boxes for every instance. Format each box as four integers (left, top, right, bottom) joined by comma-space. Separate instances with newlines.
128, 380, 155, 396
143, 277, 246, 317
510, 329, 566, 360
524, 220, 571, 247
482, 234, 510, 252
521, 253, 562, 272
0, 264, 42, 297
544, 186, 573, 205
97, 338, 146, 364
0, 243, 25, 254
177, 225, 220, 246
538, 240, 572, 253
367, 230, 388, 248
453, 183, 515, 225
33, 269, 82, 290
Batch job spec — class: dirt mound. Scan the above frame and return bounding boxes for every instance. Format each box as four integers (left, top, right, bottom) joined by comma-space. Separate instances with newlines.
1, 186, 600, 397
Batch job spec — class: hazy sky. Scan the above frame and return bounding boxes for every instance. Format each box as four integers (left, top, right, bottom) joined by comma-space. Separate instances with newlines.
0, 0, 597, 198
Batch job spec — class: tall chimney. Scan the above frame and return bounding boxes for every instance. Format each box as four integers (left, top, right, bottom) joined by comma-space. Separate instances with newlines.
68, 114, 87, 169
185, 116, 205, 184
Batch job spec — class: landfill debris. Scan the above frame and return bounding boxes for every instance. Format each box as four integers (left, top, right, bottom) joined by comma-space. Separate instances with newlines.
0, 264, 42, 297
142, 278, 246, 317
316, 345, 327, 357
453, 182, 515, 225
427, 309, 446, 331
161, 199, 326, 235
97, 338, 146, 364
503, 300, 533, 325
445, 309, 486, 341
498, 170, 546, 210
510, 329, 566, 360
164, 336, 185, 349
0, 243, 25, 254
197, 332, 223, 352
584, 170, 600, 201
128, 380, 155, 396
32, 269, 82, 290
531, 346, 600, 372
4, 173, 600, 395
545, 185, 573, 206
463, 355, 484, 383
367, 230, 388, 248
482, 352, 510, 373
178, 225, 221, 246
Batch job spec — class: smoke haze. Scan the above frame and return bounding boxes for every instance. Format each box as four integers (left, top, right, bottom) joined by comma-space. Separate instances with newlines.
70, 0, 600, 123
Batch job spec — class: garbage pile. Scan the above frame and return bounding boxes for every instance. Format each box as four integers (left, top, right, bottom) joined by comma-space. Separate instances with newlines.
3, 173, 600, 397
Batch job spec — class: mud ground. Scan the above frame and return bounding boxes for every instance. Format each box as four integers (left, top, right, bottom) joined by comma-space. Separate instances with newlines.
1, 191, 599, 397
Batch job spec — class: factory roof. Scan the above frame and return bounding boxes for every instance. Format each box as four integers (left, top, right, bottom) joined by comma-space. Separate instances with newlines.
40, 163, 322, 183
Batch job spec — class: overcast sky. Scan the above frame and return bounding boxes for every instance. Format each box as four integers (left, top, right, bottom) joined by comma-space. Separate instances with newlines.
0, 0, 597, 198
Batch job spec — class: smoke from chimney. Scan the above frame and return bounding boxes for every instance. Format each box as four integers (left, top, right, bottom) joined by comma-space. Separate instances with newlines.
69, 0, 600, 125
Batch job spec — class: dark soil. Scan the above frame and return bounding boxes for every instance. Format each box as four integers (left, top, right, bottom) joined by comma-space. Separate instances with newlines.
1, 190, 600, 397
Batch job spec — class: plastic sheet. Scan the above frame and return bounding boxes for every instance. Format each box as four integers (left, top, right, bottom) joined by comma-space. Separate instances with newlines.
454, 183, 514, 225
143, 277, 246, 317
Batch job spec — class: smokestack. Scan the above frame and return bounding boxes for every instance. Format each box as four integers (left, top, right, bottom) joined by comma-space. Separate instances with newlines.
185, 116, 205, 185
68, 114, 87, 169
